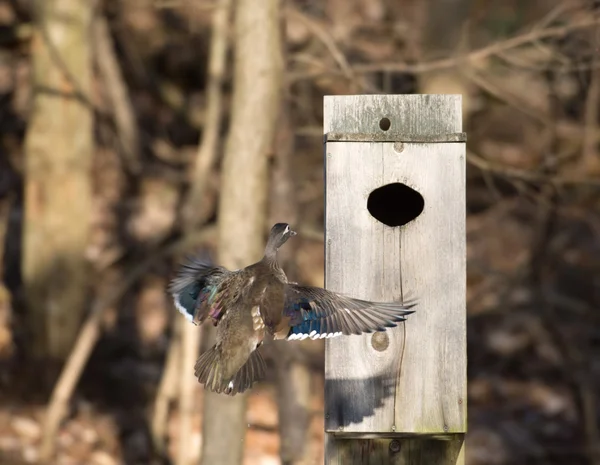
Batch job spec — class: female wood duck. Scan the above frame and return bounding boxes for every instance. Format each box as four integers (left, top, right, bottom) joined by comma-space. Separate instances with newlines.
169, 223, 416, 395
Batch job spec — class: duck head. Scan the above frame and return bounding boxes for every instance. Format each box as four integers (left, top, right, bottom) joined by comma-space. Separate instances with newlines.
265, 223, 297, 257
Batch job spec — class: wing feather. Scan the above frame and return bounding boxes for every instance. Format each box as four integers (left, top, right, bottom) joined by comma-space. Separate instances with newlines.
169, 255, 229, 324
283, 285, 416, 339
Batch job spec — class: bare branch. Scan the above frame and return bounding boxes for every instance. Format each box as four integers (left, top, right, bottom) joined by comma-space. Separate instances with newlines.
467, 151, 600, 187
176, 322, 200, 465
94, 14, 142, 175
582, 27, 600, 172
182, 0, 233, 229
290, 16, 600, 80
287, 8, 356, 84
152, 318, 182, 455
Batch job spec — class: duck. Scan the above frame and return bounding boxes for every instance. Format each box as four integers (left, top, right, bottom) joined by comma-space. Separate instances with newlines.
168, 223, 416, 395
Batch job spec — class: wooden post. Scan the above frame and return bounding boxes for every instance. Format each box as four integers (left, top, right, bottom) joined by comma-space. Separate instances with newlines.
323, 95, 467, 464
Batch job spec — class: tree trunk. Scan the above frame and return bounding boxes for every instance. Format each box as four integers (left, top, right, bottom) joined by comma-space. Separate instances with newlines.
271, 112, 305, 458
175, 2, 233, 465
200, 0, 283, 464
268, 40, 313, 465
22, 0, 93, 360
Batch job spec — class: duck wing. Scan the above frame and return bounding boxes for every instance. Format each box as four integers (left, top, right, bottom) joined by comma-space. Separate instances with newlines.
168, 255, 230, 325
282, 284, 416, 340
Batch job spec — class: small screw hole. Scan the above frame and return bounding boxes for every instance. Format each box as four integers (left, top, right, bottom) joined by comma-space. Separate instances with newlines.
379, 117, 391, 131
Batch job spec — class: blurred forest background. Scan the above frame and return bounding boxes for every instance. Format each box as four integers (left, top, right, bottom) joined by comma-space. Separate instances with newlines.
0, 0, 599, 464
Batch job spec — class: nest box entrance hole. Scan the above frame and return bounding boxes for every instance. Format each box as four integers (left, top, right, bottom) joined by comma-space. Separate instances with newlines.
367, 183, 424, 227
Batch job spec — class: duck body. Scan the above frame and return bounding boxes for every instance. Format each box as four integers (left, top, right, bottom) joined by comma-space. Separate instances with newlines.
171, 263, 273, 394
169, 223, 416, 395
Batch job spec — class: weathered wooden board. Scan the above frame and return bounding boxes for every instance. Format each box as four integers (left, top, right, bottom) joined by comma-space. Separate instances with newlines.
323, 95, 466, 438
324, 94, 462, 136
325, 435, 465, 465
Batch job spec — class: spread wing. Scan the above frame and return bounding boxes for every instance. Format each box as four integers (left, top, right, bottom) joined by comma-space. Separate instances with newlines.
283, 285, 416, 340
168, 255, 229, 325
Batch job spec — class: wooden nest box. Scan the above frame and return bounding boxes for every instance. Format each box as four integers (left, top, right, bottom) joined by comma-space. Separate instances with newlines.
323, 95, 467, 464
